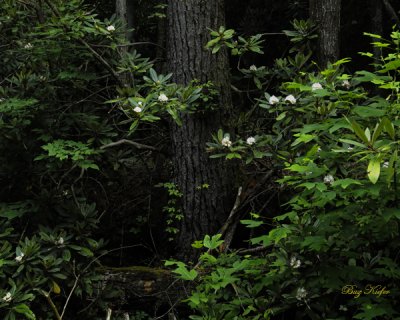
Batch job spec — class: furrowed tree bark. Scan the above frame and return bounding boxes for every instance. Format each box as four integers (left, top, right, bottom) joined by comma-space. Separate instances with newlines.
167, 0, 234, 261
309, 0, 341, 67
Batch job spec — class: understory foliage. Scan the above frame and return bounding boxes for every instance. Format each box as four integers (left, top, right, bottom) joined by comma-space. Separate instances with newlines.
1, 0, 400, 319
169, 30, 400, 319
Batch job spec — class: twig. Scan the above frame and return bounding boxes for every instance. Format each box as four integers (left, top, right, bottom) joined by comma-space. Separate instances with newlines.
218, 186, 242, 237
42, 290, 62, 320
237, 246, 268, 255
220, 187, 242, 251
100, 139, 159, 152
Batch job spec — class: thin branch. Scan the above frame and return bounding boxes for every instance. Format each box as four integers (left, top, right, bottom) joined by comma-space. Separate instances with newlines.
237, 246, 268, 255
381, 0, 400, 25
100, 139, 160, 152
220, 187, 242, 251
42, 290, 62, 320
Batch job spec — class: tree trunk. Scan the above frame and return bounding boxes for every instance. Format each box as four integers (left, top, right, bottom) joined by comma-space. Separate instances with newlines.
116, 0, 135, 42
370, 0, 383, 63
167, 0, 234, 261
309, 0, 341, 67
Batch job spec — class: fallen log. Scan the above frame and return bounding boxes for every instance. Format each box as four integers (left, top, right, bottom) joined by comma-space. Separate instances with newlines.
98, 266, 189, 317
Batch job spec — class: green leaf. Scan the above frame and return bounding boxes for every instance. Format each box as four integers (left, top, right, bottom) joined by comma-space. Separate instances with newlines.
240, 220, 263, 228
347, 118, 369, 144
339, 138, 367, 148
203, 234, 224, 250
276, 112, 287, 121
13, 304, 36, 320
382, 117, 395, 139
226, 153, 241, 159
174, 266, 198, 281
367, 158, 381, 184
353, 106, 386, 118
371, 120, 385, 144
331, 178, 362, 189
191, 240, 203, 249
291, 133, 315, 146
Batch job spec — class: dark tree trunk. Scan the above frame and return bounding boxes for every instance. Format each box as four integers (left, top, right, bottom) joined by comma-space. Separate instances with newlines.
167, 0, 234, 261
116, 0, 135, 42
309, 0, 341, 67
370, 0, 383, 63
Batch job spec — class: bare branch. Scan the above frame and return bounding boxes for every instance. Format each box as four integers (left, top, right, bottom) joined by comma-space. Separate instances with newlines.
100, 139, 159, 152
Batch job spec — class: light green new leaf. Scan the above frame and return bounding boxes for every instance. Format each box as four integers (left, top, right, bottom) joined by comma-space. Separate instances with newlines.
367, 158, 381, 184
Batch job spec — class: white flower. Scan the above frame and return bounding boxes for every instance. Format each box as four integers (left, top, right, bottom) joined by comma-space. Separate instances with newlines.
2, 292, 12, 303
246, 137, 256, 145
221, 136, 232, 148
133, 106, 142, 113
249, 65, 257, 71
342, 80, 351, 89
15, 252, 24, 263
39, 75, 46, 81
24, 43, 33, 49
137, 101, 143, 106
323, 174, 334, 185
284, 95, 296, 104
296, 287, 307, 300
311, 82, 323, 91
107, 25, 115, 32
347, 146, 353, 151
383, 161, 389, 169
269, 95, 279, 105
158, 93, 169, 102
56, 237, 64, 245
290, 257, 301, 269
317, 147, 322, 153
339, 305, 348, 311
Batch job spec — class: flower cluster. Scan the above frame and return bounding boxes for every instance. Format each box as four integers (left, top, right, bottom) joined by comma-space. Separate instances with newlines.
284, 95, 296, 104
323, 174, 334, 185
107, 25, 115, 32
158, 93, 169, 102
2, 292, 12, 303
246, 136, 256, 145
311, 82, 323, 91
221, 136, 232, 147
290, 256, 301, 269
269, 95, 279, 105
296, 287, 307, 300
249, 65, 257, 71
383, 161, 389, 169
342, 79, 351, 89
15, 252, 24, 263
269, 95, 297, 105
